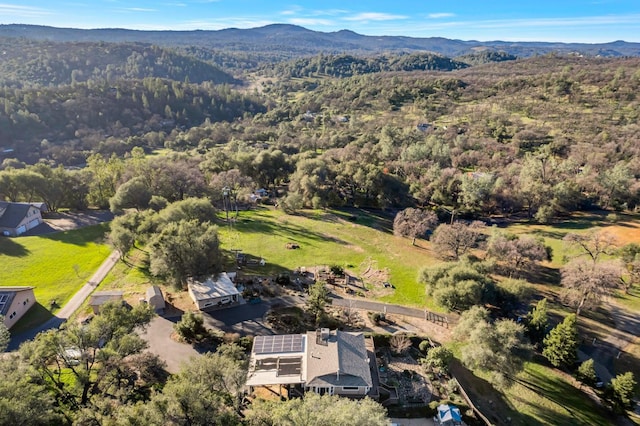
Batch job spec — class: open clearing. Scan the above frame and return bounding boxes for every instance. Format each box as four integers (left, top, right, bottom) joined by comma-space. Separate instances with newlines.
0, 224, 111, 329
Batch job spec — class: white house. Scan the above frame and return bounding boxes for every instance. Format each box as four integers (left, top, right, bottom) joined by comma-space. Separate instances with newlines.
0, 202, 43, 236
0, 286, 36, 329
187, 272, 240, 310
246, 329, 376, 399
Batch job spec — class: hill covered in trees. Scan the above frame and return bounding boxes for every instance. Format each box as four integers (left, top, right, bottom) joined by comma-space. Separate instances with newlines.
0, 38, 237, 87
2, 24, 640, 61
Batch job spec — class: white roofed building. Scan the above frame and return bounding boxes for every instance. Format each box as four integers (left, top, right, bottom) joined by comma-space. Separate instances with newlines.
187, 272, 240, 310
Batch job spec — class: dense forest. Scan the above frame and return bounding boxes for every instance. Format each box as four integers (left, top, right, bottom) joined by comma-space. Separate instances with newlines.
1, 36, 639, 221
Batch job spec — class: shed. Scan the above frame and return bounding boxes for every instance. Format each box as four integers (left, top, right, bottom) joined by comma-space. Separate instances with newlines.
188, 272, 240, 310
89, 291, 124, 314
146, 286, 165, 314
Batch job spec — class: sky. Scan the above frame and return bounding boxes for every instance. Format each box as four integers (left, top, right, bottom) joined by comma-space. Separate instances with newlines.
1, 1, 639, 43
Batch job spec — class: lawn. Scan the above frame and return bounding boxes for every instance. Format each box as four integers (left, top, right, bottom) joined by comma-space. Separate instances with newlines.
0, 224, 111, 319
504, 361, 613, 425
217, 207, 443, 309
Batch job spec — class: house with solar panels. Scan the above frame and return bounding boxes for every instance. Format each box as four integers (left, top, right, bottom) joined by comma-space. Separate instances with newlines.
246, 328, 378, 400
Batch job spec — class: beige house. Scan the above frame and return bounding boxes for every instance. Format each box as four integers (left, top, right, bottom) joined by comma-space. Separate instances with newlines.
0, 286, 36, 329
0, 202, 43, 236
246, 329, 376, 399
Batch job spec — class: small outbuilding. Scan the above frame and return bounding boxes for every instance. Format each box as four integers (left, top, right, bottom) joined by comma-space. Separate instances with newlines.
89, 290, 124, 314
145, 286, 165, 314
0, 286, 36, 329
188, 272, 240, 310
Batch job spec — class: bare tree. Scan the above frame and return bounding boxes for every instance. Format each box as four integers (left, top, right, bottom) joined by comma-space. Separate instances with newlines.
563, 230, 618, 264
431, 221, 486, 260
390, 334, 412, 356
561, 258, 623, 316
393, 208, 439, 245
487, 232, 547, 277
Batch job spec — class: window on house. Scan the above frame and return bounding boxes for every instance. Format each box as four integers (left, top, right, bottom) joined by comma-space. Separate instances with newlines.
342, 386, 359, 391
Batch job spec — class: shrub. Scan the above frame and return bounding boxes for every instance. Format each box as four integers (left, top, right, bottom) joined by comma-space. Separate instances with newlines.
330, 265, 344, 276
419, 340, 431, 354
369, 311, 385, 324
174, 311, 208, 343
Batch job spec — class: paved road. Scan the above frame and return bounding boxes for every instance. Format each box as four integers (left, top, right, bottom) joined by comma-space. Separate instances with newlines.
139, 316, 200, 373
331, 295, 454, 327
8, 250, 120, 351
579, 300, 640, 384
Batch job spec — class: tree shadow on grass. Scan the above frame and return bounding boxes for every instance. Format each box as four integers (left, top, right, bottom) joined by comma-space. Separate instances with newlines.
514, 362, 611, 425
234, 210, 349, 247
41, 223, 109, 247
0, 237, 30, 257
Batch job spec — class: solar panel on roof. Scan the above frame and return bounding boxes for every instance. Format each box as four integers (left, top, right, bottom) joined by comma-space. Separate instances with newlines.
253, 334, 304, 354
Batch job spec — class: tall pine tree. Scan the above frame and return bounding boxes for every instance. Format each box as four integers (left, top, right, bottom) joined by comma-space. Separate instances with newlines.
542, 313, 578, 368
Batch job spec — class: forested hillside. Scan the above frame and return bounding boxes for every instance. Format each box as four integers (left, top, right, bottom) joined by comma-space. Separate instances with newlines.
266, 53, 470, 78
1, 49, 639, 221
0, 38, 237, 87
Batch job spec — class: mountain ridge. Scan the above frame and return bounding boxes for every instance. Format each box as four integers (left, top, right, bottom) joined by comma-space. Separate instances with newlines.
1, 23, 639, 58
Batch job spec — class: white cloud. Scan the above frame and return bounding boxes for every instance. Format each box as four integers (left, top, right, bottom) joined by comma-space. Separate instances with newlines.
310, 9, 349, 17
472, 14, 640, 29
428, 13, 455, 19
281, 5, 302, 16
119, 7, 157, 12
135, 18, 275, 31
288, 18, 333, 26
343, 12, 407, 22
0, 3, 52, 18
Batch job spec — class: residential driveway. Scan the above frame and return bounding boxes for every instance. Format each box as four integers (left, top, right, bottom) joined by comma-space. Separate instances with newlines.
198, 293, 306, 336
139, 316, 200, 374
202, 302, 275, 336
23, 210, 114, 236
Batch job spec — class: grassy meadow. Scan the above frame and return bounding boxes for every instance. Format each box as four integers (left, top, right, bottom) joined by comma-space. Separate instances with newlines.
0, 224, 110, 319
217, 207, 443, 309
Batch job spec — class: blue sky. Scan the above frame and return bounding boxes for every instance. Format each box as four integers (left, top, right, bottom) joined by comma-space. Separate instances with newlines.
1, 1, 639, 42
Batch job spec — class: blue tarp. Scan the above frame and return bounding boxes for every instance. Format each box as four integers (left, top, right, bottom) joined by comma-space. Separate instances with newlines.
437, 404, 462, 425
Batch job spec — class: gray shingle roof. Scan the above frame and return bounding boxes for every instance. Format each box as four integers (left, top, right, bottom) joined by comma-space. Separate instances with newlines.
306, 330, 372, 388
0, 201, 33, 228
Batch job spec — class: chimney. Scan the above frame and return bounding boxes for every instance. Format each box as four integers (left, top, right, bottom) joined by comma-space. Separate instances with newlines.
321, 328, 330, 341
336, 368, 340, 382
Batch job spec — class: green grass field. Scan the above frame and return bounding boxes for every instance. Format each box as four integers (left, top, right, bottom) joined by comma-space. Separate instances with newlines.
218, 207, 443, 309
504, 361, 612, 425
0, 224, 111, 322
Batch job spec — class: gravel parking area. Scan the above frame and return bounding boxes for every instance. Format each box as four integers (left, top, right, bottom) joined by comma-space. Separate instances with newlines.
23, 210, 114, 235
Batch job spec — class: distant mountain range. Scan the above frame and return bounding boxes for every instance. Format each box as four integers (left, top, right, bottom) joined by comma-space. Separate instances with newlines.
1, 24, 639, 59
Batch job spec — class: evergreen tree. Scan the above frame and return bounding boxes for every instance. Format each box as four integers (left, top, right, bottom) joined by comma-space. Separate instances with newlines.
576, 359, 597, 385
542, 313, 578, 368
607, 372, 637, 411
526, 298, 549, 347
306, 280, 329, 326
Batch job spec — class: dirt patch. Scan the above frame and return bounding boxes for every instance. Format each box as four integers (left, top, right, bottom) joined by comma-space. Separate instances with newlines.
26, 210, 114, 235
602, 222, 640, 246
